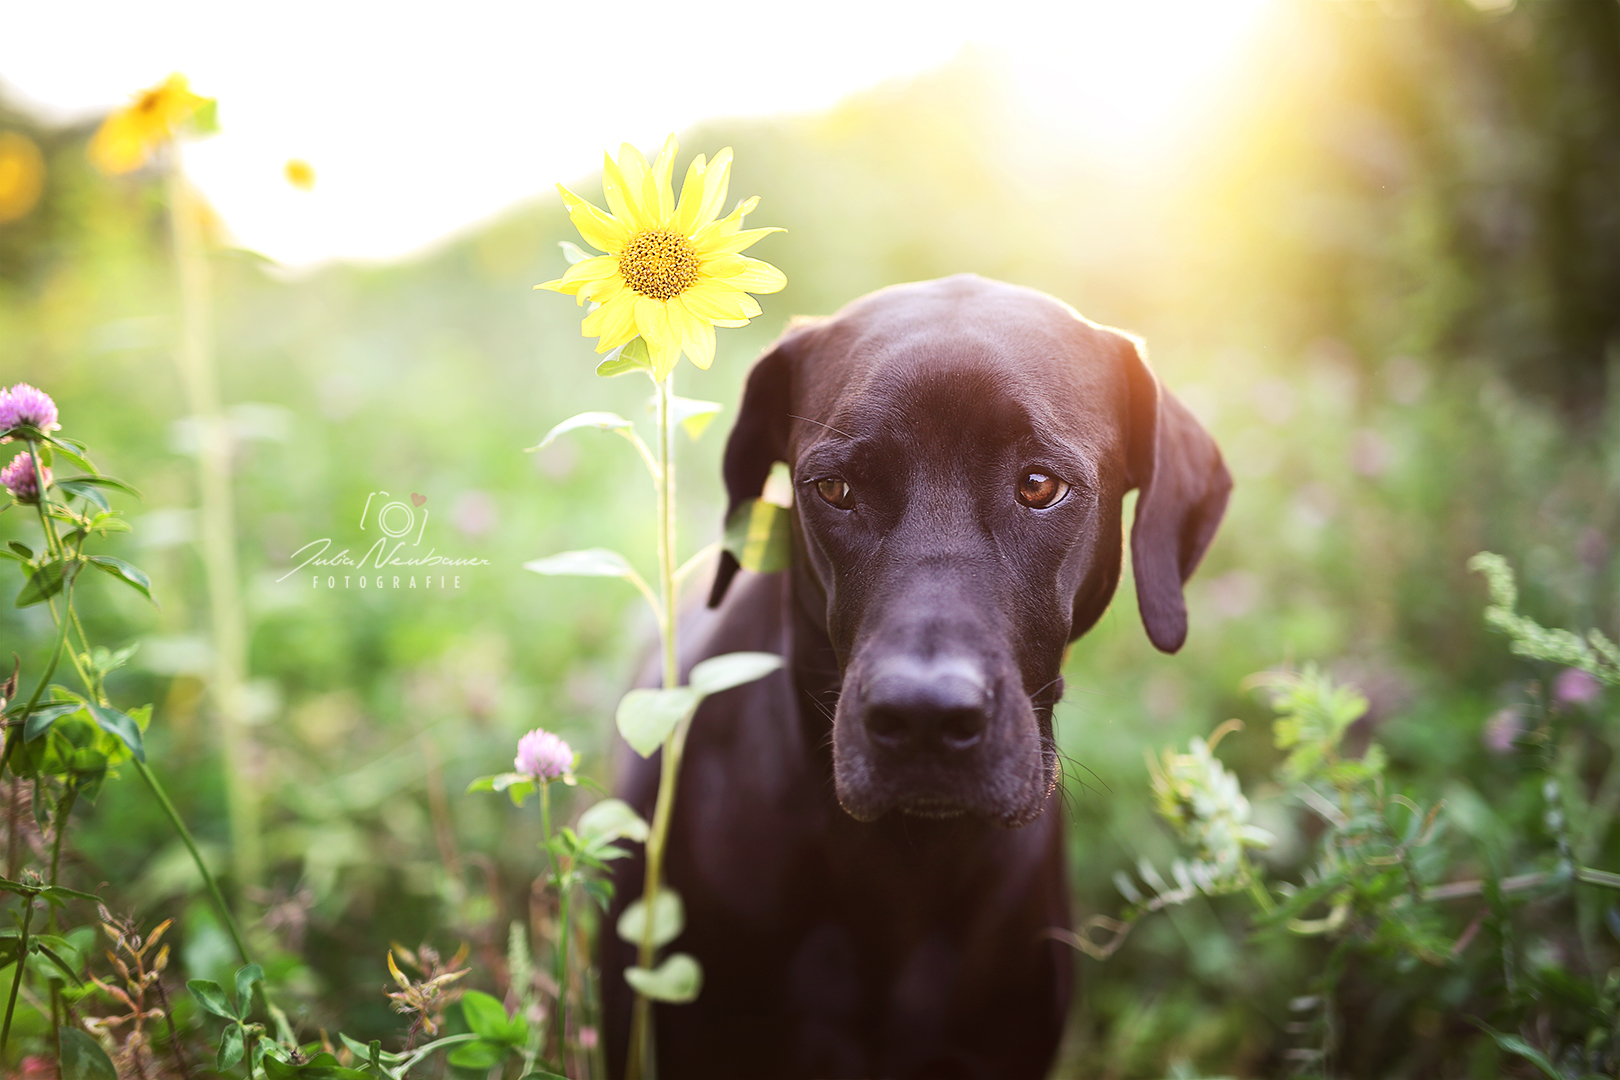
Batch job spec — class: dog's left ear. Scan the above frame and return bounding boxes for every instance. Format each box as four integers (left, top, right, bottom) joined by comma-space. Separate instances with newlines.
1121, 335, 1232, 654
707, 322, 815, 607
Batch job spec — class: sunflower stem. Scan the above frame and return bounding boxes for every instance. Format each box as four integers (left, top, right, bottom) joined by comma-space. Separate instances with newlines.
627, 372, 682, 1080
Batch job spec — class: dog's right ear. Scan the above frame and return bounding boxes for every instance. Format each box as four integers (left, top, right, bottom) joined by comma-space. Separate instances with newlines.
1121, 334, 1232, 654
707, 323, 811, 607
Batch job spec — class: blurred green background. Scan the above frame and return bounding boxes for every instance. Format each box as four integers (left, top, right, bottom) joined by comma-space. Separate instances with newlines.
3, 0, 1619, 1075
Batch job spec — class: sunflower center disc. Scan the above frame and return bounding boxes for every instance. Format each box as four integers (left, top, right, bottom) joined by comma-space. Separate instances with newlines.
619, 230, 701, 300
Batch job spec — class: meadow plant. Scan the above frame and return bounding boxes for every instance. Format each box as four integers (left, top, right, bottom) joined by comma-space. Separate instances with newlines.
0, 381, 254, 1075
504, 133, 788, 1077
1068, 554, 1620, 1077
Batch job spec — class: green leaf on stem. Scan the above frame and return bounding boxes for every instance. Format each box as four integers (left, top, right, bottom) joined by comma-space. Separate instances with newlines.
578, 797, 650, 843
83, 512, 131, 535
55, 474, 141, 499
215, 1022, 245, 1071
7, 541, 32, 561
235, 962, 264, 1018
667, 395, 723, 441
188, 977, 236, 1019
24, 702, 83, 742
447, 1039, 510, 1070
86, 556, 155, 604
520, 1073, 571, 1080
524, 548, 637, 579
723, 498, 792, 574
42, 439, 96, 475
461, 988, 528, 1044
15, 559, 67, 608
526, 411, 635, 453
263, 1052, 375, 1079
1469, 1019, 1564, 1079
86, 703, 145, 762
624, 952, 703, 1003
58, 1026, 118, 1080
337, 1032, 402, 1065
616, 687, 698, 758
616, 888, 685, 949
466, 771, 540, 805
596, 336, 652, 378
690, 652, 783, 697
32, 940, 85, 985
54, 480, 109, 512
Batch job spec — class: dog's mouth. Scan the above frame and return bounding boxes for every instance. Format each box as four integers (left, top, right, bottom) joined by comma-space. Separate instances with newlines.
829, 654, 1058, 828
897, 795, 970, 820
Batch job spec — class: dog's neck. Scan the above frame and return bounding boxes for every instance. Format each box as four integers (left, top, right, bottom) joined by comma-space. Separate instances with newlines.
782, 564, 842, 761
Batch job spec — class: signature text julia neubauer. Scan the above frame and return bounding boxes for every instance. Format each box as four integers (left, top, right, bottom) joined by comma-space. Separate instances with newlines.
279, 490, 493, 590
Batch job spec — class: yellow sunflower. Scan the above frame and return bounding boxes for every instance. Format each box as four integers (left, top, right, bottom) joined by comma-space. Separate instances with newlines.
89, 74, 215, 176
537, 135, 785, 380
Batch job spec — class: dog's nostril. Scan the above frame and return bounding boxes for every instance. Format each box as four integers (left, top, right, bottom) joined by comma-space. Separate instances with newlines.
938, 706, 987, 749
865, 705, 914, 747
861, 658, 991, 753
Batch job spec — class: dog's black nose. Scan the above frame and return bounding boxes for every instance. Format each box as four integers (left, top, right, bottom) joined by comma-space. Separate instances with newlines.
861, 655, 991, 753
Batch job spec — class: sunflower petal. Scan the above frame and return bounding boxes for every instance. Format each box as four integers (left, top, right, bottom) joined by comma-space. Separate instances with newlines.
693, 148, 733, 233
601, 152, 637, 224
669, 298, 718, 370
682, 281, 763, 322
616, 142, 661, 231
671, 154, 707, 234
557, 255, 620, 287
633, 295, 676, 366
691, 194, 759, 248
651, 133, 678, 224
583, 293, 639, 352
694, 226, 785, 258
580, 274, 625, 305
702, 254, 787, 295
557, 185, 630, 253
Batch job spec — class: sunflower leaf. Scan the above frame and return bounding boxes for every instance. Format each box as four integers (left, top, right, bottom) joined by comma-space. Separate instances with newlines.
624, 952, 703, 1004
667, 396, 723, 441
526, 412, 634, 453
616, 888, 685, 949
689, 652, 783, 697
615, 687, 698, 758
524, 548, 637, 579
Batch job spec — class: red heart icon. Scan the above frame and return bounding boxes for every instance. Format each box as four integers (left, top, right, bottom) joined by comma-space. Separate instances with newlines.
410, 493, 426, 507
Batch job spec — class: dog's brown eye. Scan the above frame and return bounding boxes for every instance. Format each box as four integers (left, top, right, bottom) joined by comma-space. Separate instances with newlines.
816, 478, 854, 510
1016, 471, 1068, 509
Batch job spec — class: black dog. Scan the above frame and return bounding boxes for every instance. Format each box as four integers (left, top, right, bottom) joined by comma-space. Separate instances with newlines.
604, 275, 1230, 1079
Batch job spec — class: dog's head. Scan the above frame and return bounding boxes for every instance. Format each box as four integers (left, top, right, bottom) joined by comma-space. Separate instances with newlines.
710, 275, 1230, 826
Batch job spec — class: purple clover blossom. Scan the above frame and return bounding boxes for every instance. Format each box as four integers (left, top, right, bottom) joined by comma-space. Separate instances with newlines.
0, 384, 61, 441
1554, 667, 1602, 708
1483, 707, 1523, 755
1, 452, 48, 502
515, 728, 574, 781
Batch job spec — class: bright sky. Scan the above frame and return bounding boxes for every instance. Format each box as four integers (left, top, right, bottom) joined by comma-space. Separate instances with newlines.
1, 0, 1274, 268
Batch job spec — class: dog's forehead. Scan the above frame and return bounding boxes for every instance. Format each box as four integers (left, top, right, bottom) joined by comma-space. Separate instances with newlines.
796, 276, 1126, 442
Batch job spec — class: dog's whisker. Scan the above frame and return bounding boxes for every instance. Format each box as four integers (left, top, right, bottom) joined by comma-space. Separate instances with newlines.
787, 412, 856, 440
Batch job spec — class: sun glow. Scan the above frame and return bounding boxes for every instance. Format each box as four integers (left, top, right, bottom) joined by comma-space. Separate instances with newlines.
0, 0, 1275, 266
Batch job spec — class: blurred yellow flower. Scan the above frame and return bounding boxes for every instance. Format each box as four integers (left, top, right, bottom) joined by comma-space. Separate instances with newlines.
89, 74, 215, 175
0, 132, 45, 223
537, 135, 785, 379
285, 159, 316, 190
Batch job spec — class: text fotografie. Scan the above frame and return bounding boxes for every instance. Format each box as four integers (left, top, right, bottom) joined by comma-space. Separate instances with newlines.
282, 536, 492, 589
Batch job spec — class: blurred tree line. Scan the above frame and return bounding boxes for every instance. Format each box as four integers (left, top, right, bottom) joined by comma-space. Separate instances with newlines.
1, 0, 1618, 1075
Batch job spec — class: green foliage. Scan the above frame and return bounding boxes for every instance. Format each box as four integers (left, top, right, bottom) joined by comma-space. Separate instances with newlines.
1472, 552, 1620, 686
1080, 554, 1620, 1075
623, 952, 702, 1005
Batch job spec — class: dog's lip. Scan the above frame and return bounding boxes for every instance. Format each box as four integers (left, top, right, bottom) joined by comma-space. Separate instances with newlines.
896, 794, 969, 819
